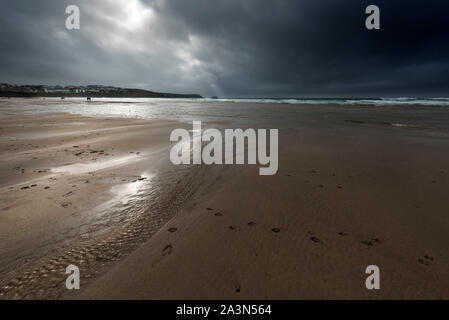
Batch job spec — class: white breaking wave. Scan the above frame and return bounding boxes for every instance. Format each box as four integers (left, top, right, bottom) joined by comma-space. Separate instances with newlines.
33, 96, 449, 106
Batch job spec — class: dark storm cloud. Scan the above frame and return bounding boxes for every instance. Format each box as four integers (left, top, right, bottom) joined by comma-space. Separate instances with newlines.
1, 0, 448, 97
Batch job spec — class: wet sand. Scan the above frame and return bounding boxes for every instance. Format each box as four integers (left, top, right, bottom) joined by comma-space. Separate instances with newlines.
0, 101, 201, 299
1, 99, 448, 299
79, 132, 449, 299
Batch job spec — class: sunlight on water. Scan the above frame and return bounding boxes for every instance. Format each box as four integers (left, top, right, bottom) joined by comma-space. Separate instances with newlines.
51, 155, 141, 175
110, 171, 154, 205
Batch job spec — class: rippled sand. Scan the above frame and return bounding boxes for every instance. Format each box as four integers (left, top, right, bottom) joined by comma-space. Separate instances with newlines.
1, 98, 448, 299
0, 102, 202, 299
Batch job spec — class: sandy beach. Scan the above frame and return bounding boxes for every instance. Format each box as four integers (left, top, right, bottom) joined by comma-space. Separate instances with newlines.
0, 98, 448, 299
0, 99, 201, 298
80, 130, 449, 299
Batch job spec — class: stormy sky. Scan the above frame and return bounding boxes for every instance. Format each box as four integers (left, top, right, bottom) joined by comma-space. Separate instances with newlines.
0, 0, 448, 97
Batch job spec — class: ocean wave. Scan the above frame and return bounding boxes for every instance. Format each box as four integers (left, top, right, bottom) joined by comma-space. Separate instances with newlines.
39, 96, 449, 107
192, 97, 449, 106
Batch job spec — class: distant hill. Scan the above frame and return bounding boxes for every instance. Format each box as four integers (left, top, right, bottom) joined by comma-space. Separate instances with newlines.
0, 83, 202, 98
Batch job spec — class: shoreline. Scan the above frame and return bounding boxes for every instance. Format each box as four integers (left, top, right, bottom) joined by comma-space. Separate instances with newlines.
0, 99, 448, 299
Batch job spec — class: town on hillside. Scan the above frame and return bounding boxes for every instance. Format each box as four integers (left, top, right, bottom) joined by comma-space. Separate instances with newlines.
0, 83, 201, 98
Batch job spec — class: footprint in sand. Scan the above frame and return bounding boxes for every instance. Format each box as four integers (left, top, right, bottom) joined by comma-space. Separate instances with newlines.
310, 236, 323, 244
361, 237, 383, 247
61, 202, 71, 208
418, 255, 434, 266
424, 254, 434, 261
162, 244, 173, 256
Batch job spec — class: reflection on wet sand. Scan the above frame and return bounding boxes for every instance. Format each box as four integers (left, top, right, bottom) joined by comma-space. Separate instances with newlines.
1, 98, 449, 299
109, 171, 153, 205
51, 155, 142, 175
1, 164, 203, 299
0, 105, 196, 299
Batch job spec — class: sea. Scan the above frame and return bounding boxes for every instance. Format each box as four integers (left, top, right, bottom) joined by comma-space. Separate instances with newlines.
3, 97, 449, 139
